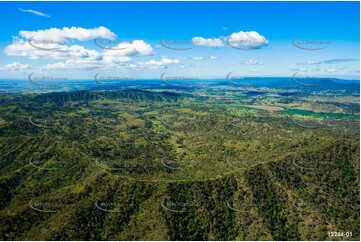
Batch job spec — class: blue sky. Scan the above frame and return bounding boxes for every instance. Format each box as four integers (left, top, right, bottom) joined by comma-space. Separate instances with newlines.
0, 1, 359, 80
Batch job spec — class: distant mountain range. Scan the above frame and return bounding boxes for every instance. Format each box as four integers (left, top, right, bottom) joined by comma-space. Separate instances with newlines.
0, 77, 359, 94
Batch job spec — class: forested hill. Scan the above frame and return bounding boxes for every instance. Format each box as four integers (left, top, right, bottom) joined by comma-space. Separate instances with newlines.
0, 89, 359, 240
1, 89, 181, 106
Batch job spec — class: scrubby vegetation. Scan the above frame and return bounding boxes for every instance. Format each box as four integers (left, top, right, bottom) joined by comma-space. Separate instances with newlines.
0, 87, 359, 240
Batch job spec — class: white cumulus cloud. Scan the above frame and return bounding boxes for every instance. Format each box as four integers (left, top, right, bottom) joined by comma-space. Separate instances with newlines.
3, 27, 156, 71
0, 62, 31, 71
19, 26, 116, 42
136, 58, 180, 69
4, 38, 102, 60
192, 37, 224, 47
43, 58, 108, 70
102, 40, 153, 57
227, 31, 269, 48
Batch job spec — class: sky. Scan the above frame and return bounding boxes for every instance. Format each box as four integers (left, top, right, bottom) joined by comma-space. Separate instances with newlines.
0, 1, 359, 80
